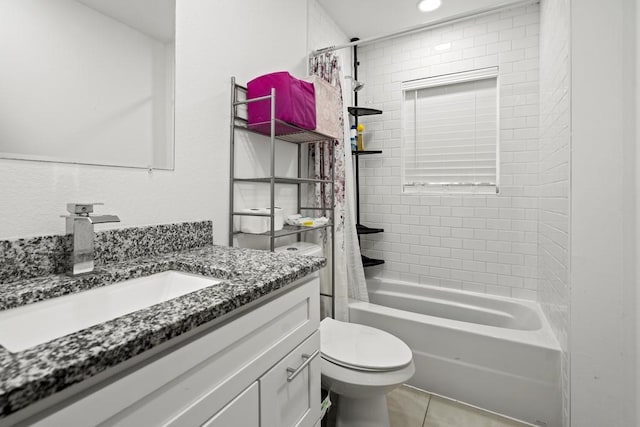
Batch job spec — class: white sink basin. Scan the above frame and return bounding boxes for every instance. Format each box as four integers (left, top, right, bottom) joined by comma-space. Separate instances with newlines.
0, 271, 221, 353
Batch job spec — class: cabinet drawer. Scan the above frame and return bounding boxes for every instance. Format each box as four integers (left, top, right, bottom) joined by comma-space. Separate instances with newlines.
260, 331, 320, 427
29, 276, 319, 427
201, 382, 259, 427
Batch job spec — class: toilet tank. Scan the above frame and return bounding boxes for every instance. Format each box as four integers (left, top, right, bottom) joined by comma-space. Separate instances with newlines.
277, 242, 330, 313
275, 242, 323, 257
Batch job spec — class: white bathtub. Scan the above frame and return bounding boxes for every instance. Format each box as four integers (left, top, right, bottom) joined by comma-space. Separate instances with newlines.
349, 278, 561, 427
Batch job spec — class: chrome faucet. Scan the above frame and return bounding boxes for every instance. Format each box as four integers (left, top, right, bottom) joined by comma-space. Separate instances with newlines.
62, 203, 120, 276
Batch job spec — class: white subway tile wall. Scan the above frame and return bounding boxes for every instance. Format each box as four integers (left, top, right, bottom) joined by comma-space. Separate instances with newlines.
356, 5, 540, 300
539, 0, 570, 425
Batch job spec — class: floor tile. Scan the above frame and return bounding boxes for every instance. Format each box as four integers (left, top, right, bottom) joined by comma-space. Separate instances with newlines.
387, 385, 431, 427
423, 395, 530, 427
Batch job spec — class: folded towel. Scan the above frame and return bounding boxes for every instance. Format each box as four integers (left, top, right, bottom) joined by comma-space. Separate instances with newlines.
286, 214, 329, 227
303, 75, 341, 139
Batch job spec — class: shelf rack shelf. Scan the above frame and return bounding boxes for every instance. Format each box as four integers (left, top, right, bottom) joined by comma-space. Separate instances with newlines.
229, 76, 336, 316
236, 120, 335, 144
347, 106, 382, 116
233, 223, 333, 238
362, 255, 385, 268
356, 224, 384, 235
351, 150, 383, 156
234, 177, 333, 185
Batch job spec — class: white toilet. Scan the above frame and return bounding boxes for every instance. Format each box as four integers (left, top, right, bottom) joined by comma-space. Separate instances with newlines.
276, 242, 415, 427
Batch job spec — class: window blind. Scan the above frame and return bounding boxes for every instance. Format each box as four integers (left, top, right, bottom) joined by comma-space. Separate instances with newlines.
401, 67, 499, 193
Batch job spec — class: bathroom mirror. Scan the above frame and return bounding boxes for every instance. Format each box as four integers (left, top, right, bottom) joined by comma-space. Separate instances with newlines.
0, 0, 175, 169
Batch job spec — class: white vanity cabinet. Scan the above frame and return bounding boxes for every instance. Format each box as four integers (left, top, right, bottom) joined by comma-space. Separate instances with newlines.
24, 275, 320, 427
201, 382, 259, 427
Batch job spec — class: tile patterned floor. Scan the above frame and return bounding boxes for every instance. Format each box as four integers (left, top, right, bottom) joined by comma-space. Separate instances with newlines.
387, 385, 533, 427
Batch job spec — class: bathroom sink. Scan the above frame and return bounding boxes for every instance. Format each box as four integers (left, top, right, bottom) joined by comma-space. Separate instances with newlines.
0, 271, 221, 353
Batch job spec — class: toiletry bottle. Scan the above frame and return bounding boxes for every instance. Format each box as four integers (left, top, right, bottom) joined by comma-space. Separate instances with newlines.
350, 125, 357, 151
357, 123, 365, 151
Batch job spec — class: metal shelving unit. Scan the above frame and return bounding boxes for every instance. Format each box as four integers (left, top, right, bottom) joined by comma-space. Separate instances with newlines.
350, 116, 385, 268
229, 76, 336, 316
350, 39, 385, 268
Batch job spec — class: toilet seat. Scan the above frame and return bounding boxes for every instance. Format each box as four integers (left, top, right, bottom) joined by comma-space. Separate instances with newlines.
320, 318, 413, 372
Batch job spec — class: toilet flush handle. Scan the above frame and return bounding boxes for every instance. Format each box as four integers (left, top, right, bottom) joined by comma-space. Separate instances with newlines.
286, 350, 320, 382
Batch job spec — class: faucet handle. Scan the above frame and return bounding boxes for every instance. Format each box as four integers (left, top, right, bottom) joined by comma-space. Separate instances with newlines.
66, 203, 104, 215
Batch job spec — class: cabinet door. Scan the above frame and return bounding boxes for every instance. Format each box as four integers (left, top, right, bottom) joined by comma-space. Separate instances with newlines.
201, 382, 259, 427
260, 331, 320, 427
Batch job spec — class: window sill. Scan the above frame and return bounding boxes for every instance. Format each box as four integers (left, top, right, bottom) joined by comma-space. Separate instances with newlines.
403, 185, 498, 195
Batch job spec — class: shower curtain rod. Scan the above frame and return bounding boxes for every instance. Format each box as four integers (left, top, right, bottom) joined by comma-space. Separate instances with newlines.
311, 0, 539, 56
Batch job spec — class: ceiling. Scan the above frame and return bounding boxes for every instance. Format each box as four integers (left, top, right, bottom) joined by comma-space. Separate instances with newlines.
76, 0, 175, 42
316, 0, 522, 40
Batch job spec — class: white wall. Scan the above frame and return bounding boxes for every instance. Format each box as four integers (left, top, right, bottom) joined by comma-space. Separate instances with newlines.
538, 0, 570, 425
637, 1, 640, 422
0, 0, 309, 242
356, 5, 540, 299
307, 0, 352, 98
0, 0, 172, 169
570, 0, 637, 426
307, 0, 349, 62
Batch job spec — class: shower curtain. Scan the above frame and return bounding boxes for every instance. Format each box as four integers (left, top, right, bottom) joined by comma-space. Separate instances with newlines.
308, 52, 368, 322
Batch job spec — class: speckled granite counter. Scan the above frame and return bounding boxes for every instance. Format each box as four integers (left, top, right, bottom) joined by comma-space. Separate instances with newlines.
0, 244, 325, 419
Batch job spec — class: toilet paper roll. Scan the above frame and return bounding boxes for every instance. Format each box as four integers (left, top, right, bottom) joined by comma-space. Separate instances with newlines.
239, 207, 283, 234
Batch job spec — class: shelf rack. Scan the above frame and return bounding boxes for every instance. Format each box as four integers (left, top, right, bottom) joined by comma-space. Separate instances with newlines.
350, 40, 385, 267
350, 138, 385, 267
229, 76, 336, 316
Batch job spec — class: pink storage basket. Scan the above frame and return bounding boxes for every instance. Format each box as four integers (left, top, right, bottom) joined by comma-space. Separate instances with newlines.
247, 71, 316, 131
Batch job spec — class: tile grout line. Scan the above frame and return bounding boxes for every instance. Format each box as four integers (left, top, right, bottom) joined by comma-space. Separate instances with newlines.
421, 392, 432, 427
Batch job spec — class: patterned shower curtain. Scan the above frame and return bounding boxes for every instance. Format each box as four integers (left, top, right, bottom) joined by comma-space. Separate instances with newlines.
308, 52, 369, 321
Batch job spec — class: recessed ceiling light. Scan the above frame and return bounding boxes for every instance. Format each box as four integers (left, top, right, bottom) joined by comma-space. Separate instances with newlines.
417, 0, 442, 12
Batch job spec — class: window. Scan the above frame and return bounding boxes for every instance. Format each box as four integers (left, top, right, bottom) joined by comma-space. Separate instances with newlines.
401, 67, 499, 194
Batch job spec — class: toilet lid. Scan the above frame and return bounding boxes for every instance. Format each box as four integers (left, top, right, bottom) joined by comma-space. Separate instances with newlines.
319, 318, 413, 372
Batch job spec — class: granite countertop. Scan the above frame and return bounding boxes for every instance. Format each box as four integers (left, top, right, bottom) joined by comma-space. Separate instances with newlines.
0, 244, 325, 419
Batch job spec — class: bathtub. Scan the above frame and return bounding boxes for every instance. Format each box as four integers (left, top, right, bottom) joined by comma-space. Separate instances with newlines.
349, 278, 561, 427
